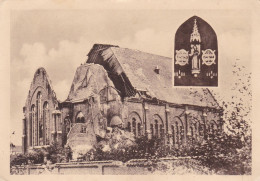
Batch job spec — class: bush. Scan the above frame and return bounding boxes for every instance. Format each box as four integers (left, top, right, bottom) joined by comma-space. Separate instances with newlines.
10, 142, 73, 167
10, 154, 28, 167
10, 149, 44, 167
89, 135, 166, 162
189, 133, 251, 175
42, 141, 72, 163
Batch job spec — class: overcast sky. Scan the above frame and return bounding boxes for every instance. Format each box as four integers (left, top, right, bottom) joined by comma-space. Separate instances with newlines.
10, 9, 251, 145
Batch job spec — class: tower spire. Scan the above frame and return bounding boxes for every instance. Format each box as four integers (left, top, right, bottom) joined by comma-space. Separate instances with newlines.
190, 18, 201, 43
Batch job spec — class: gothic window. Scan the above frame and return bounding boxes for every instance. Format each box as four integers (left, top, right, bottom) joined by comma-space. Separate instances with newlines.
81, 126, 87, 133
180, 126, 184, 143
30, 104, 35, 146
209, 121, 217, 136
127, 122, 131, 132
155, 120, 159, 138
137, 123, 141, 136
126, 112, 142, 137
176, 122, 179, 145
150, 115, 164, 140
171, 125, 175, 144
194, 122, 199, 139
150, 124, 154, 137
64, 117, 71, 135
36, 92, 43, 145
160, 124, 164, 138
76, 112, 85, 123
172, 117, 184, 146
190, 126, 194, 143
31, 91, 50, 146
199, 124, 204, 136
42, 102, 49, 145
132, 118, 136, 137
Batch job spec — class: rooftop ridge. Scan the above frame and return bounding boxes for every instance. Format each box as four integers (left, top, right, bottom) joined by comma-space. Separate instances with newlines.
110, 46, 172, 60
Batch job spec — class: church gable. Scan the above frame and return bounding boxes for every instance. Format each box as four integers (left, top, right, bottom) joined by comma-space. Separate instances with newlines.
25, 67, 58, 110
23, 67, 59, 147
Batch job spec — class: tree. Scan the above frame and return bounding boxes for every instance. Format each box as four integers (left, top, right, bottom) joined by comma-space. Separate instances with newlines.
202, 61, 252, 174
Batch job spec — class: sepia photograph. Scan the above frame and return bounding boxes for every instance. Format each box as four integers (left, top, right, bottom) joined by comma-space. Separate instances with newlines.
0, 1, 257, 178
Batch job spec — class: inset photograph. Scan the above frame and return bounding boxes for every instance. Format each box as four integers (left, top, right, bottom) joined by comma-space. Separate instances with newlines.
174, 16, 218, 86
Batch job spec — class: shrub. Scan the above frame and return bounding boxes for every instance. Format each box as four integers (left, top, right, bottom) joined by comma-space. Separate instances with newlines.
10, 154, 28, 167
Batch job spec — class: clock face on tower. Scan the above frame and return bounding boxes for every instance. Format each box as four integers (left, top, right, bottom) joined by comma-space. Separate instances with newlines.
174, 16, 218, 87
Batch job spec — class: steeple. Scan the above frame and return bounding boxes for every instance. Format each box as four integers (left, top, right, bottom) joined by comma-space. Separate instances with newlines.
190, 19, 201, 43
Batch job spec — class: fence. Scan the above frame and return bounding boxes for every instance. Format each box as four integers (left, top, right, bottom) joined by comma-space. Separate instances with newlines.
11, 157, 195, 175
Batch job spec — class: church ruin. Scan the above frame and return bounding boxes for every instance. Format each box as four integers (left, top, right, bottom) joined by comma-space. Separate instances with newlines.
22, 43, 223, 154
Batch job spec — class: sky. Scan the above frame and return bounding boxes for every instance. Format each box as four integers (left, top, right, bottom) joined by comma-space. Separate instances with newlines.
10, 9, 251, 145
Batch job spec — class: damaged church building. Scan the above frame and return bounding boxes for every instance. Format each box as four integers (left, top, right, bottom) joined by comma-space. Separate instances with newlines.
22, 14, 222, 156
22, 43, 223, 154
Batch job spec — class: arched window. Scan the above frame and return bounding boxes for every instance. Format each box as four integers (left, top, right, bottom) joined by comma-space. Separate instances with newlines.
43, 102, 48, 109
180, 125, 184, 142
30, 105, 35, 146
155, 120, 159, 138
176, 122, 179, 145
62, 117, 71, 146
126, 112, 142, 137
172, 117, 184, 146
137, 123, 141, 136
42, 102, 49, 145
36, 92, 42, 99
150, 124, 154, 137
127, 122, 131, 132
160, 124, 164, 138
132, 118, 136, 137
190, 126, 194, 143
171, 125, 175, 144
211, 123, 217, 135
150, 115, 164, 139
64, 118, 71, 134
76, 112, 85, 123
199, 123, 204, 136
36, 92, 42, 146
30, 89, 53, 146
209, 120, 217, 135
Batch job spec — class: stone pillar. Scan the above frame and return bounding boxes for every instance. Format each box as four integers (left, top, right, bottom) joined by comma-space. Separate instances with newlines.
51, 112, 57, 143
52, 110, 62, 145
165, 104, 170, 145
184, 106, 190, 145
57, 113, 63, 145
203, 112, 208, 139
143, 102, 149, 138
22, 118, 27, 154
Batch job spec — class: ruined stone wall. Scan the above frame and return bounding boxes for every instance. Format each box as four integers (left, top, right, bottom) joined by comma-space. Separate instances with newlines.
23, 68, 59, 152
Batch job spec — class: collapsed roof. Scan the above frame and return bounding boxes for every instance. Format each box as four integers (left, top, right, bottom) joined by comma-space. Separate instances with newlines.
66, 63, 116, 103
86, 44, 220, 109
